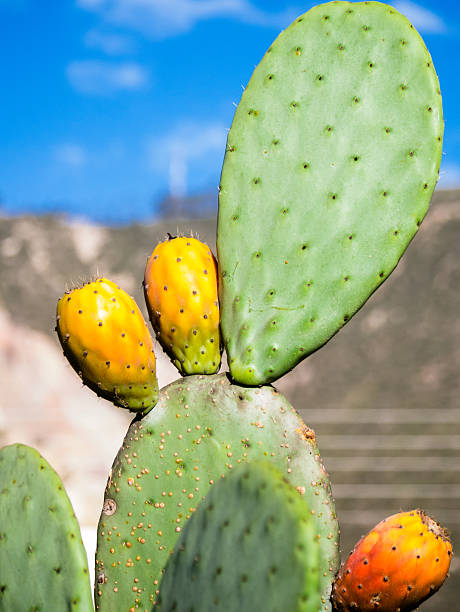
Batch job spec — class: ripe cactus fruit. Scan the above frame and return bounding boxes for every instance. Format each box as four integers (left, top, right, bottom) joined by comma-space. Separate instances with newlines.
331, 509, 453, 612
0, 443, 93, 611
144, 235, 221, 375
156, 461, 321, 612
95, 374, 339, 612
217, 1, 443, 385
56, 277, 158, 415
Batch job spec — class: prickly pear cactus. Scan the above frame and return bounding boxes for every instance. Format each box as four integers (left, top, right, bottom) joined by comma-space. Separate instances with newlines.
156, 461, 321, 612
144, 236, 221, 375
217, 1, 443, 385
95, 374, 339, 611
332, 509, 453, 612
56, 277, 158, 414
0, 444, 93, 611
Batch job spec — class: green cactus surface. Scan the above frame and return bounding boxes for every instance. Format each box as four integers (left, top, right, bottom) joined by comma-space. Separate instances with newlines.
217, 1, 443, 385
0, 443, 93, 611
95, 373, 338, 611
156, 461, 321, 612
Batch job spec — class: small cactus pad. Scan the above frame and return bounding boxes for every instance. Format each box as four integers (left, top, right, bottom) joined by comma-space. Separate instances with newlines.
332, 509, 453, 611
57, 277, 158, 415
0, 444, 93, 611
156, 461, 321, 612
144, 236, 221, 375
95, 374, 338, 611
217, 1, 443, 385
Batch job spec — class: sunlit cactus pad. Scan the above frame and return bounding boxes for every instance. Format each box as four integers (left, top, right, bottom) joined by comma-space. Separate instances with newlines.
218, 1, 443, 385
95, 374, 339, 611
156, 461, 321, 612
0, 444, 92, 611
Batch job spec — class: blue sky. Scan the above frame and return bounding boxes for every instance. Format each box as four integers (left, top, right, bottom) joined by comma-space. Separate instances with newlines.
1, 0, 459, 223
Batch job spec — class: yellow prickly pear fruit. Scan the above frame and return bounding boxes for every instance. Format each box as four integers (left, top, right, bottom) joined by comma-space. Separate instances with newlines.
56, 278, 158, 415
144, 235, 221, 375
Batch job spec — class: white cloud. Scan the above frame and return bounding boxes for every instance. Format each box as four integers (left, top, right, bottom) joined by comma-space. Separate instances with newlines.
84, 29, 135, 54
393, 1, 446, 34
148, 121, 227, 198
67, 60, 149, 95
54, 144, 87, 167
77, 0, 299, 39
438, 163, 460, 189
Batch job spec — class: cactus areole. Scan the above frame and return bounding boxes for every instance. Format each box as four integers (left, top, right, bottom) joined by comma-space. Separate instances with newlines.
217, 1, 443, 386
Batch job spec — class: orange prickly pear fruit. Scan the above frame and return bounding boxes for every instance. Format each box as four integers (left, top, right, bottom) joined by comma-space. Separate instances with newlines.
144, 234, 221, 375
56, 277, 158, 415
332, 509, 453, 612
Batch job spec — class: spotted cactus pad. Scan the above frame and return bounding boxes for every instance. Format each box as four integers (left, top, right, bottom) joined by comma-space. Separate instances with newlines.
0, 444, 93, 611
95, 374, 338, 612
156, 462, 321, 612
217, 1, 443, 385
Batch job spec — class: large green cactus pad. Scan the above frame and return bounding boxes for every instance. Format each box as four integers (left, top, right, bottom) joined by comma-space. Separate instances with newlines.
156, 461, 321, 612
95, 374, 338, 611
0, 444, 93, 611
217, 1, 443, 385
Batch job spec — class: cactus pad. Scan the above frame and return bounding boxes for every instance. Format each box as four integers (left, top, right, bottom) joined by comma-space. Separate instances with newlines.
156, 461, 321, 612
95, 373, 338, 611
0, 444, 93, 611
217, 1, 443, 385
